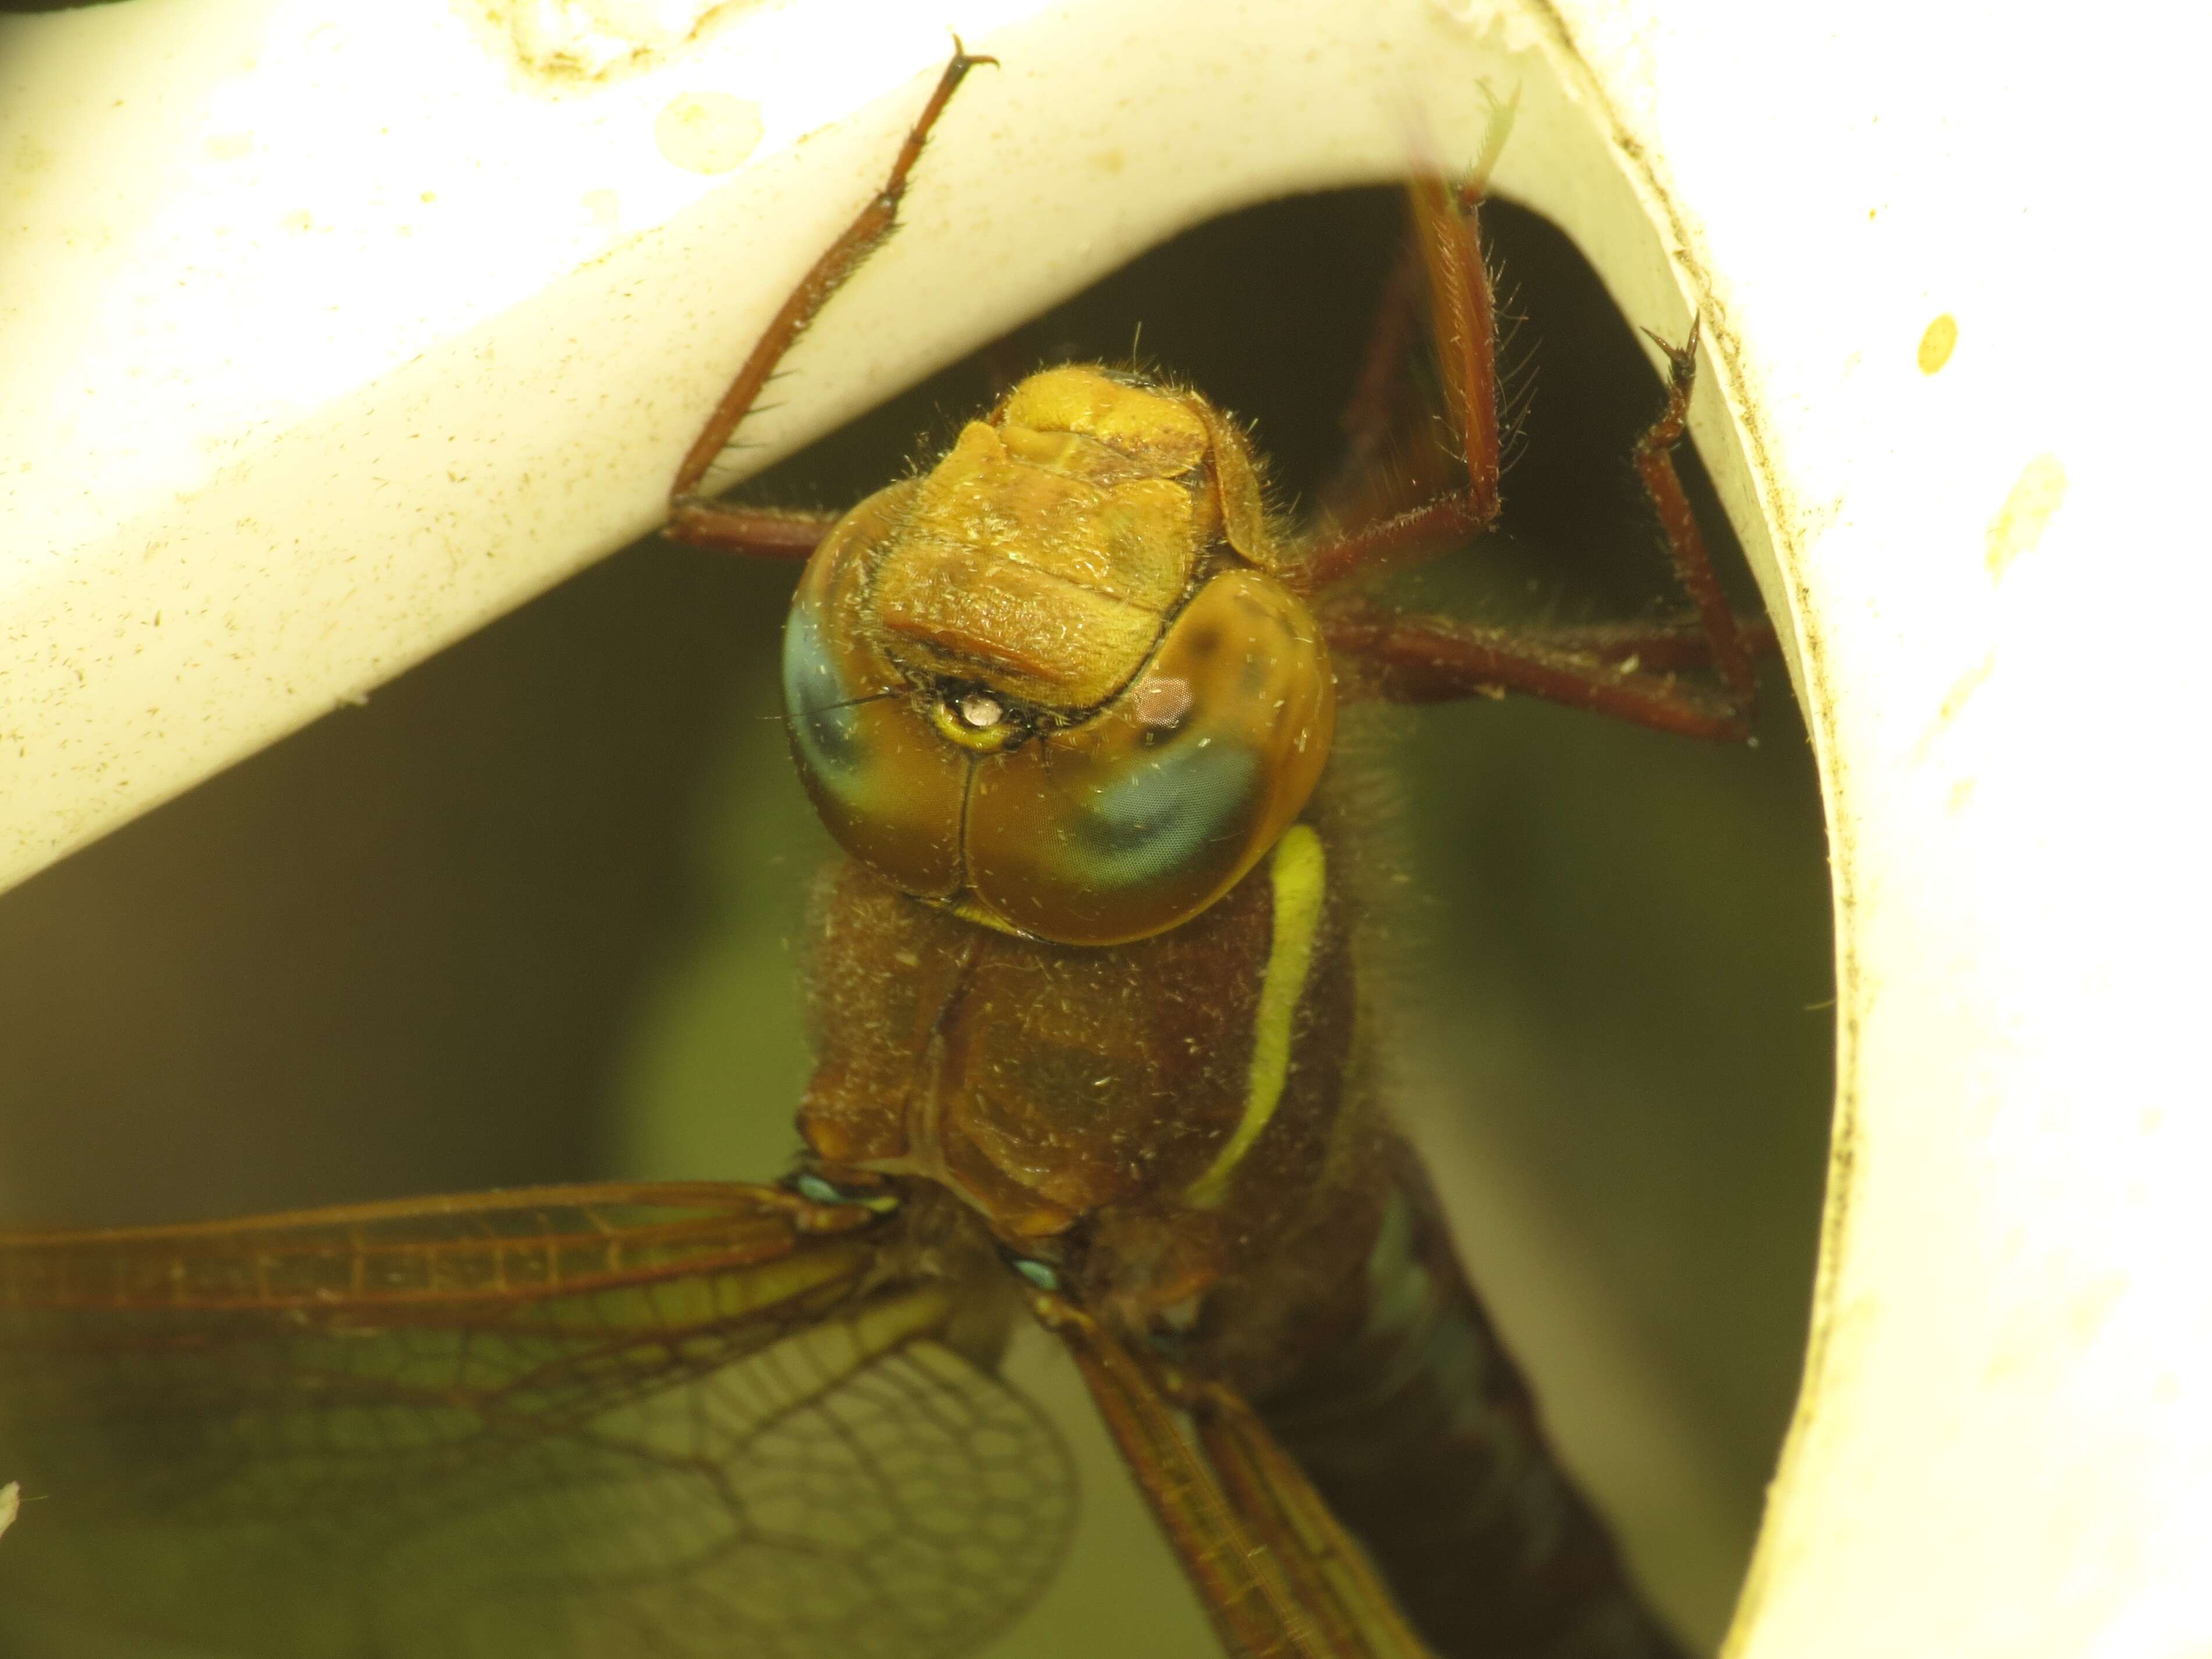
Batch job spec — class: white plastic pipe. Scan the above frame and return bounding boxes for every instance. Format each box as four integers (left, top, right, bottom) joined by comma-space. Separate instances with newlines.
3, 1, 2205, 1656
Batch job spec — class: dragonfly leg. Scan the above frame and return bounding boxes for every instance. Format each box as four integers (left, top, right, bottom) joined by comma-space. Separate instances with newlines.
1321, 317, 1770, 742
666, 504, 848, 557
1295, 94, 1767, 740
1323, 601, 1769, 741
1300, 97, 1515, 592
665, 42, 997, 558
1632, 320, 1760, 717
1324, 244, 1427, 501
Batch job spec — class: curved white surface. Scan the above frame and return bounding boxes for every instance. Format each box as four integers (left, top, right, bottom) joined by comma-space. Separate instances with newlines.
3, 1, 2205, 1655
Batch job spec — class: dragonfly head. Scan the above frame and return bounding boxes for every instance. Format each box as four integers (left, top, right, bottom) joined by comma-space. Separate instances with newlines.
781, 365, 1334, 946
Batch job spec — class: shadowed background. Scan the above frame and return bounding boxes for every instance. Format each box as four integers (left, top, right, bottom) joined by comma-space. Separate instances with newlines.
0, 189, 1832, 1652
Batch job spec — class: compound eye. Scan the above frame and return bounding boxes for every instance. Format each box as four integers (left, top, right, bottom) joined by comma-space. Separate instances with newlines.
784, 499, 1334, 947
781, 484, 969, 903
963, 570, 1335, 945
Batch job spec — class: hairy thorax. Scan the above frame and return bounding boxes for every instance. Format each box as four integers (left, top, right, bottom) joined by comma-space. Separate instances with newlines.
796, 822, 1388, 1396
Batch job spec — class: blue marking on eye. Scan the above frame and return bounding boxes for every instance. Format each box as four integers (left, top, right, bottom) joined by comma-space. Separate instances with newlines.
1064, 739, 1260, 892
782, 602, 869, 789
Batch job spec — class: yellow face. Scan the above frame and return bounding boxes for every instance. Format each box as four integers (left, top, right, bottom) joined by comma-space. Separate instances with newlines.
782, 364, 1335, 947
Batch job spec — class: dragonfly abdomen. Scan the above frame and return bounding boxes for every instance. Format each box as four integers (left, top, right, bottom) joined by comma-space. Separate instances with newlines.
1255, 1148, 1688, 1659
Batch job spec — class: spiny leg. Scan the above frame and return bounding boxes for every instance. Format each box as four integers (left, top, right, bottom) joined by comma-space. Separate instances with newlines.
665, 43, 995, 558
1298, 84, 1768, 738
1325, 603, 1763, 742
1502, 614, 1778, 675
1330, 86, 1515, 502
1324, 240, 1428, 505
1325, 323, 1766, 740
1310, 245, 1459, 548
1303, 95, 1516, 591
671, 504, 849, 557
1635, 320, 1758, 712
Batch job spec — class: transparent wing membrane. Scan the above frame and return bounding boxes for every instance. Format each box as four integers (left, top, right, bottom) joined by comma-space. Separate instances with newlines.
0, 1185, 1075, 1659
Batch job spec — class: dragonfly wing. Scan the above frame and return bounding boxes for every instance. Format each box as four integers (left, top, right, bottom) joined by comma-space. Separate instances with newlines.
0, 1183, 1075, 1659
1183, 1383, 1440, 1659
1029, 1290, 1437, 1659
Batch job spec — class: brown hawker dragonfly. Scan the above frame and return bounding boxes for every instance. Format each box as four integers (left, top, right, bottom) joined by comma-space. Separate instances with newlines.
0, 45, 1777, 1659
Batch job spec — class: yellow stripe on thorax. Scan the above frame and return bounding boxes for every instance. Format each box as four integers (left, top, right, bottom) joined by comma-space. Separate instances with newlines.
1184, 823, 1325, 1209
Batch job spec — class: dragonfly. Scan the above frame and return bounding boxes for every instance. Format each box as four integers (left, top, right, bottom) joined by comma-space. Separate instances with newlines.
0, 44, 1773, 1659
